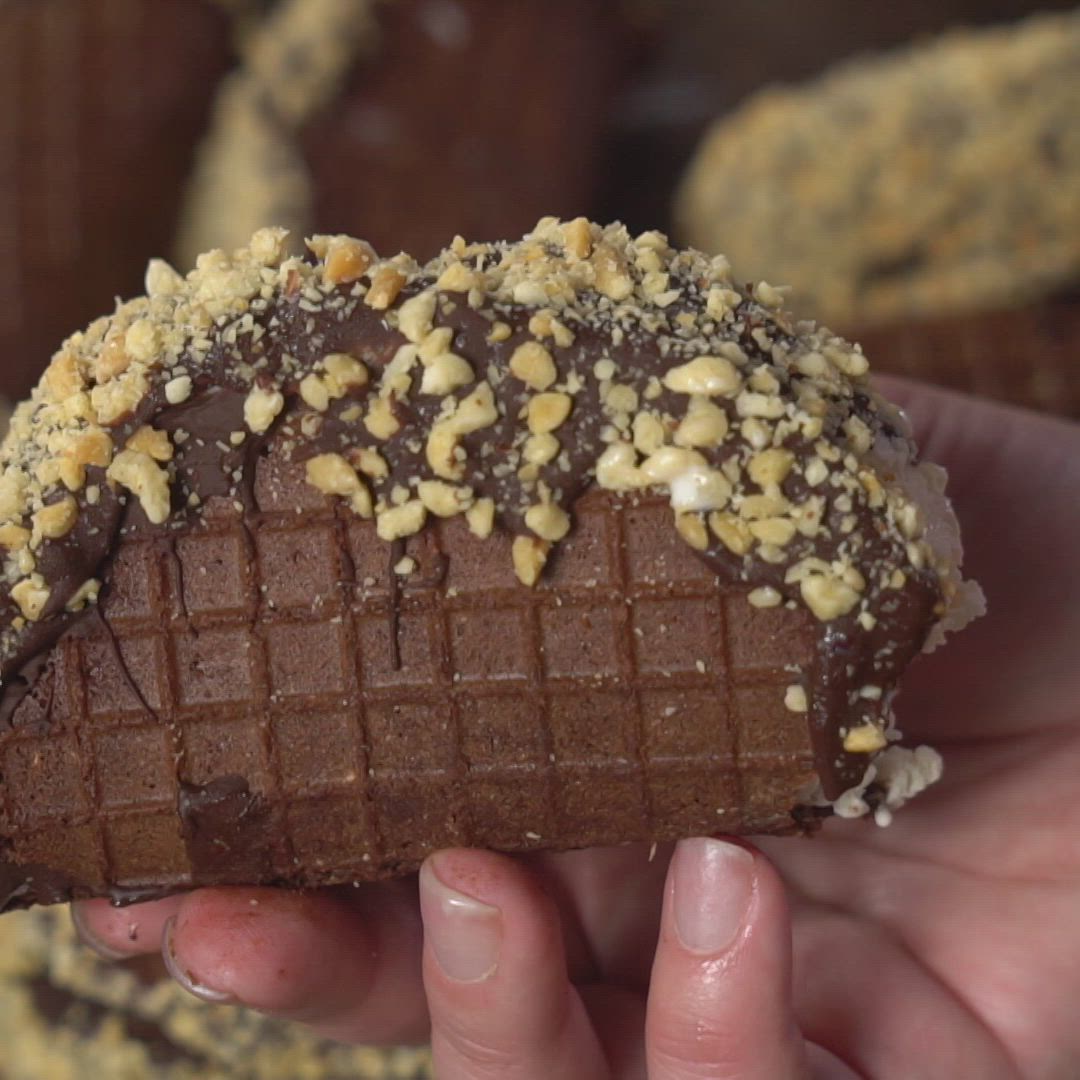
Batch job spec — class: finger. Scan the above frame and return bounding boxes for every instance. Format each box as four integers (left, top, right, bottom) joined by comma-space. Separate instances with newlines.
71, 895, 184, 959
420, 849, 613, 1080
163, 882, 428, 1045
646, 838, 807, 1079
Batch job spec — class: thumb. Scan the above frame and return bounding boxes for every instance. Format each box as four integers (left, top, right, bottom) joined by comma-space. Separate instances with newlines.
645, 838, 807, 1079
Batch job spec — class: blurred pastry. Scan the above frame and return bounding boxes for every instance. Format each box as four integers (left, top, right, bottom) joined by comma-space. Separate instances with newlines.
675, 10, 1080, 327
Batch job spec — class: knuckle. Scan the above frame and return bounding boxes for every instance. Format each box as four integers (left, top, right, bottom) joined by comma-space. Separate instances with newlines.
649, 1008, 749, 1078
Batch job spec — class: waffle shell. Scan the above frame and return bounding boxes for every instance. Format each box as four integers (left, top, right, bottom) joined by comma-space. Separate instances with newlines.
0, 447, 820, 906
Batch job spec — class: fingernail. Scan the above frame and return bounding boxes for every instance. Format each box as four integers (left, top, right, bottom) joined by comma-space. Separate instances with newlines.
162, 917, 236, 1005
420, 858, 502, 983
70, 903, 130, 962
671, 837, 756, 955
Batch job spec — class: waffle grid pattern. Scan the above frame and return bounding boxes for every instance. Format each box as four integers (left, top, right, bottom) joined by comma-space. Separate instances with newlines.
1, 461, 817, 892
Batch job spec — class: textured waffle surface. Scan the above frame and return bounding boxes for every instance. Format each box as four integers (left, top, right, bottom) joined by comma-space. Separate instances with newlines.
1, 454, 817, 895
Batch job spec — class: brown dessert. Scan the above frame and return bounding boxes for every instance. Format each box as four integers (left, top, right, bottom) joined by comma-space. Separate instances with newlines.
0, 907, 433, 1079
675, 9, 1080, 327
0, 219, 979, 912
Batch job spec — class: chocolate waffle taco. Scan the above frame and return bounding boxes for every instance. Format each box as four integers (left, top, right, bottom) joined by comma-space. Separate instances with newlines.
0, 219, 981, 912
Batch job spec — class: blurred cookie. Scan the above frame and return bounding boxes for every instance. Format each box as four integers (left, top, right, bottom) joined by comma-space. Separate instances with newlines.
675, 10, 1080, 327
178, 0, 638, 264
0, 908, 432, 1080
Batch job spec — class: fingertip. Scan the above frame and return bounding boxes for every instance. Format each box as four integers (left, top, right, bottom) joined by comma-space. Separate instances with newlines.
647, 838, 805, 1079
162, 885, 427, 1045
165, 887, 368, 1015
71, 895, 183, 960
420, 849, 610, 1078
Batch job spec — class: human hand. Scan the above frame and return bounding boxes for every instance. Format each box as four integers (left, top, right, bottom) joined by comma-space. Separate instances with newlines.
73, 380, 1080, 1078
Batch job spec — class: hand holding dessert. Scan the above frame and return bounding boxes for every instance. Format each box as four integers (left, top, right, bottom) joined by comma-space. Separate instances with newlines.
71, 383, 1080, 1075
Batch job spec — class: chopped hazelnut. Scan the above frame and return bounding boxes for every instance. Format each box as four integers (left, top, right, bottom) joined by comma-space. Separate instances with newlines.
738, 493, 789, 520
414, 331, 451, 368
68, 428, 114, 470
299, 373, 331, 412
420, 353, 474, 395
349, 447, 389, 478
740, 417, 772, 449
11, 576, 50, 621
748, 448, 794, 489
94, 333, 132, 382
675, 397, 729, 447
664, 355, 741, 398
804, 456, 829, 486
512, 535, 550, 586
749, 517, 797, 547
843, 723, 887, 754
466, 497, 495, 539
30, 496, 77, 541
709, 511, 753, 556
244, 387, 285, 434
144, 257, 183, 297
366, 265, 407, 310
418, 480, 473, 518
427, 422, 464, 480
91, 369, 149, 425
639, 446, 707, 484
0, 524, 31, 550
44, 353, 84, 400
748, 586, 782, 608
605, 384, 638, 415
397, 290, 437, 343
106, 449, 172, 524
736, 391, 785, 419
526, 392, 572, 435
364, 397, 402, 440
436, 262, 477, 292
323, 354, 369, 393
124, 319, 160, 363
322, 236, 375, 286
784, 684, 808, 713
126, 426, 173, 462
525, 501, 571, 542
377, 500, 427, 541
674, 512, 708, 551
165, 375, 193, 405
65, 578, 101, 612
523, 433, 560, 465
563, 217, 593, 260
632, 411, 666, 455
509, 341, 557, 391
800, 573, 861, 621
305, 454, 373, 517
669, 465, 732, 513
592, 243, 633, 301
596, 442, 643, 490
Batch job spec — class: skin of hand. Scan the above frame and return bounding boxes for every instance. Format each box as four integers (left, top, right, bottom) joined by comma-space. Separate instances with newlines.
72, 379, 1080, 1079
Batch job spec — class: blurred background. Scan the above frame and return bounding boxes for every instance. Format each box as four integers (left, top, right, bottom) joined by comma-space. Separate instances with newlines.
2, 0, 1078, 413
0, 0, 1077, 1077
